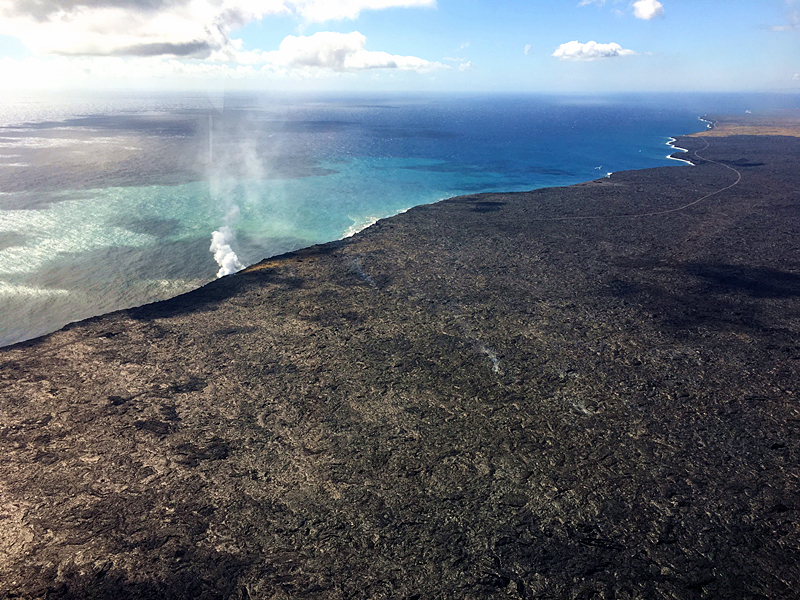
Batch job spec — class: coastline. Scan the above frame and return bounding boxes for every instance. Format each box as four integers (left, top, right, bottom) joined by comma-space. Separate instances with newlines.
666, 116, 717, 165
0, 119, 707, 350
665, 136, 695, 165
2, 118, 799, 598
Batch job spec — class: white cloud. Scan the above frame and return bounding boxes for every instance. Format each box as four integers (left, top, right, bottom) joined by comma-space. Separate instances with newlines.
263, 31, 446, 72
578, 0, 605, 6
632, 0, 664, 20
772, 10, 799, 31
524, 44, 532, 55
444, 42, 472, 69
292, 0, 435, 22
0, 0, 437, 58
0, 0, 288, 57
552, 40, 636, 61
0, 30, 444, 89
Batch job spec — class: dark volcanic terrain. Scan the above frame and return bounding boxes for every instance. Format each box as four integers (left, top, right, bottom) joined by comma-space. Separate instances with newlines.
1, 118, 799, 599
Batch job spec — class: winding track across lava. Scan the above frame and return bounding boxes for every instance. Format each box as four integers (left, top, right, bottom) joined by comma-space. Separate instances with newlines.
531, 132, 743, 222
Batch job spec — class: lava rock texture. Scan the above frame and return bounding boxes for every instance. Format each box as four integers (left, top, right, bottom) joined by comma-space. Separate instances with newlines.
1, 123, 799, 599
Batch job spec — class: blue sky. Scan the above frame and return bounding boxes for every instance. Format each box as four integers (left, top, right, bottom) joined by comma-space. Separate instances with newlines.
0, 0, 798, 92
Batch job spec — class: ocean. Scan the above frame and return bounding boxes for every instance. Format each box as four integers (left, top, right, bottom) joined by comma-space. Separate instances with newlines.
0, 92, 795, 346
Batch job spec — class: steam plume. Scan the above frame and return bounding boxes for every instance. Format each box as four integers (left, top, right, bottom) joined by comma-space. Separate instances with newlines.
210, 225, 243, 278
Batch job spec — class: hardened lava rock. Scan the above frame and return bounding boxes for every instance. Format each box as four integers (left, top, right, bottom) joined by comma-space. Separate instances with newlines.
1, 129, 799, 599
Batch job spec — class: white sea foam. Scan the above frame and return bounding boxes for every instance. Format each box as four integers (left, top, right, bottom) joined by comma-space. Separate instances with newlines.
0, 136, 119, 149
666, 137, 694, 165
0, 281, 69, 298
0, 198, 153, 275
0, 137, 74, 148
341, 207, 412, 239
342, 215, 381, 238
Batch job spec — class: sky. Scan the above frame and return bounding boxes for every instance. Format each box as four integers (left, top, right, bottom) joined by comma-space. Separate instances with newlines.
0, 0, 798, 93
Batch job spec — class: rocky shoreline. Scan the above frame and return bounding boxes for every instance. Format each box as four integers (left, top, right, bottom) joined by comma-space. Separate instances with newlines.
1, 118, 799, 599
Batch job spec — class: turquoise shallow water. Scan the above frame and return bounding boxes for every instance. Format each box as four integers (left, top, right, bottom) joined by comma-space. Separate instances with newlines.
2, 92, 794, 346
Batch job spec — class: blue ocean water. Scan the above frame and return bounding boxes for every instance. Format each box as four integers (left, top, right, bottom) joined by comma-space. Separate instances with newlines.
0, 92, 795, 346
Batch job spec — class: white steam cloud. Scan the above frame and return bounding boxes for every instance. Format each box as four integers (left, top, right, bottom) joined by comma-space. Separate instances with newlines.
552, 40, 636, 61
210, 226, 243, 278
632, 0, 664, 20
205, 119, 267, 280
